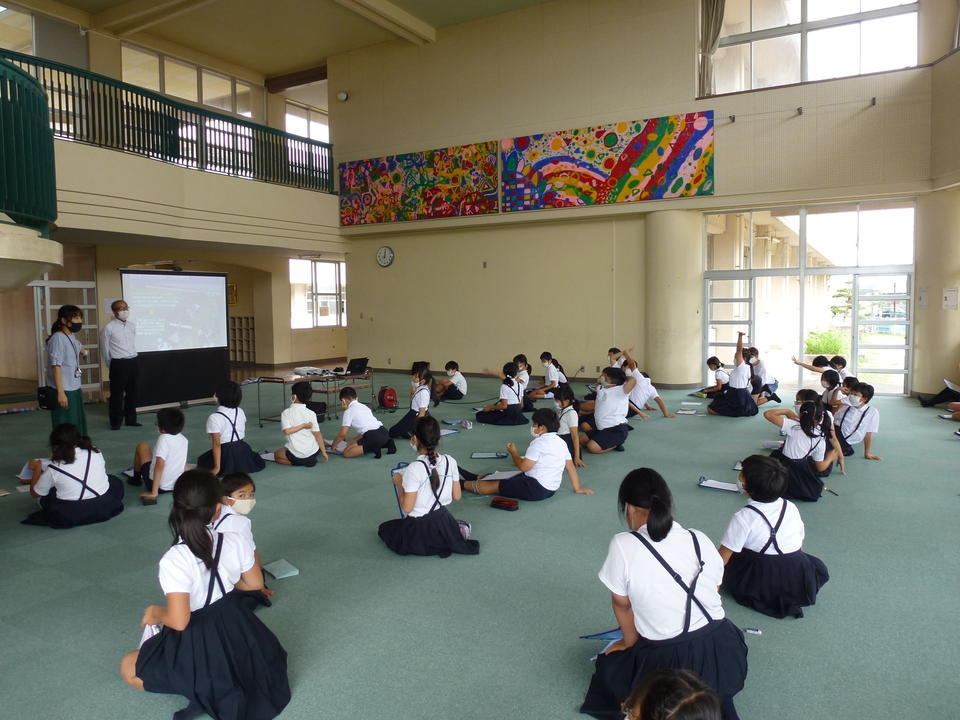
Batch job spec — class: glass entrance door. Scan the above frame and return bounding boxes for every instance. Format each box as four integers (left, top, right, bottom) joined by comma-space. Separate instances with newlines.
853, 274, 911, 394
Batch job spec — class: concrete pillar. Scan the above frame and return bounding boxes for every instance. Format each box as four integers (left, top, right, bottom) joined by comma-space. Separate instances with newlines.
913, 188, 960, 393
644, 209, 704, 385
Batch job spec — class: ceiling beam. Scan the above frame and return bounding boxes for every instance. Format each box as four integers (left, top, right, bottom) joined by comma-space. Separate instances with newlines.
93, 0, 217, 36
333, 0, 436, 45
266, 65, 328, 94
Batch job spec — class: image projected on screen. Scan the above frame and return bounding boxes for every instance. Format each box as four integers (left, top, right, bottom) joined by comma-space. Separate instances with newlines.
122, 272, 228, 353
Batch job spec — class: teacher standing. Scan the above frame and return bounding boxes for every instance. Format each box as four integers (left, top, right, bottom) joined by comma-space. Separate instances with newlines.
46, 304, 88, 436
101, 299, 141, 430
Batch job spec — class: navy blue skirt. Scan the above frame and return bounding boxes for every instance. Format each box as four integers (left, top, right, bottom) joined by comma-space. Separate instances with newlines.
475, 404, 528, 426
497, 473, 555, 501
198, 440, 266, 476
378, 506, 480, 557
708, 387, 758, 417
442, 386, 465, 400
136, 590, 290, 719
724, 549, 829, 619
580, 619, 748, 720
587, 424, 629, 450
22, 475, 125, 529
771, 450, 823, 502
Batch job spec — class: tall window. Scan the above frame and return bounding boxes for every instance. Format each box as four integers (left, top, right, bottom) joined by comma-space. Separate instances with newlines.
285, 102, 329, 143
290, 259, 346, 329
0, 5, 33, 55
711, 0, 918, 95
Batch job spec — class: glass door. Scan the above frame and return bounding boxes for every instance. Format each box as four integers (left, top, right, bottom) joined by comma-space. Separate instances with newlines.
853, 274, 911, 394
705, 278, 752, 380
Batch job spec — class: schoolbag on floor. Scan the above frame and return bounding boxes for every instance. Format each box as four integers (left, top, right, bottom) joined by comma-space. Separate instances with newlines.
378, 387, 398, 409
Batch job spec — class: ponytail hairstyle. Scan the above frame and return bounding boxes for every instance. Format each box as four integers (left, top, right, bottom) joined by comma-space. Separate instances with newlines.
624, 668, 722, 720
706, 356, 722, 370
821, 369, 841, 391
413, 416, 442, 491
422, 371, 440, 407
603, 366, 627, 386
169, 470, 221, 570
512, 354, 528, 372
540, 351, 565, 376
48, 304, 82, 339
617, 468, 674, 541
797, 401, 823, 439
502, 361, 519, 388
49, 423, 98, 464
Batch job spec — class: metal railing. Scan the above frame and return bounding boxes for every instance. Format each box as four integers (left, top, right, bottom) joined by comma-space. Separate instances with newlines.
0, 49, 333, 193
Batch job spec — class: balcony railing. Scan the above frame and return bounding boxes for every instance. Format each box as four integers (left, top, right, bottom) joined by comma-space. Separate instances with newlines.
0, 49, 333, 193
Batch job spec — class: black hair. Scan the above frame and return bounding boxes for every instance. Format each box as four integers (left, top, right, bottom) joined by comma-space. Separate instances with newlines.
739, 455, 787, 503
821, 369, 841, 390
603, 366, 627, 386
339, 386, 357, 401
795, 388, 818, 403
291, 381, 313, 404
48, 304, 82, 338
169, 470, 220, 570
221, 472, 255, 497
540, 351, 566, 376
444, 360, 459, 372
110, 299, 125, 312
512, 354, 528, 369
215, 380, 242, 408
747, 346, 760, 358
410, 360, 430, 375
157, 407, 185, 434
797, 400, 824, 439
422, 371, 441, 407
502, 361, 519, 387
811, 355, 829, 368
624, 668, 722, 720
413, 416, 442, 491
829, 355, 847, 369
531, 407, 560, 433
554, 384, 575, 406
841, 376, 859, 390
608, 347, 621, 355
853, 382, 874, 402
49, 423, 98, 464
617, 468, 673, 542
706, 356, 722, 369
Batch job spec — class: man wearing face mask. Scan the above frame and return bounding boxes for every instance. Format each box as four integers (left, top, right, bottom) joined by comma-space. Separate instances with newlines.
100, 299, 140, 430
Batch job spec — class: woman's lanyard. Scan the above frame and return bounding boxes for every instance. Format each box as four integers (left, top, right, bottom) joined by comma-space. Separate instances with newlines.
62, 330, 82, 378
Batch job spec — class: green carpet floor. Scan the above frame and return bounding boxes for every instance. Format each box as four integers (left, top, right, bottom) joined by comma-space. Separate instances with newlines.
1, 374, 956, 719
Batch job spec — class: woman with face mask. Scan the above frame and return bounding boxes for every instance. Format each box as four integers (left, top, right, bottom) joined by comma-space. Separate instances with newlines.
45, 304, 89, 435
460, 408, 591, 500
214, 472, 273, 607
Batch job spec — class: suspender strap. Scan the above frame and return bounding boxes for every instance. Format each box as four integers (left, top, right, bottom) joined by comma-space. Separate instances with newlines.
216, 410, 240, 442
803, 435, 823, 459
418, 457, 449, 513
50, 450, 100, 499
203, 533, 227, 608
214, 513, 231, 530
839, 407, 871, 442
631, 529, 713, 634
744, 500, 787, 555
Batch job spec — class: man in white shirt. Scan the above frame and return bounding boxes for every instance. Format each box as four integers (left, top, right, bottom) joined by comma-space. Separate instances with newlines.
100, 299, 140, 430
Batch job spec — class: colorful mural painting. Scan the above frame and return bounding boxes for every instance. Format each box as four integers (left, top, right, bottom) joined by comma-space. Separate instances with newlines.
501, 111, 714, 212
339, 141, 499, 225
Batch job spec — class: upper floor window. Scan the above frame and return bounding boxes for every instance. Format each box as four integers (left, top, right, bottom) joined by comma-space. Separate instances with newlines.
0, 5, 33, 55
285, 101, 328, 143
705, 0, 918, 95
290, 259, 346, 328
121, 43, 265, 121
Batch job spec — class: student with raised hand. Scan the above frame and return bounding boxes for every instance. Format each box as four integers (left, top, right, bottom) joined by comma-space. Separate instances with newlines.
332, 386, 395, 458
23, 423, 125, 528
475, 361, 528, 426
554, 384, 586, 468
527, 351, 569, 401
378, 416, 480, 557
460, 408, 591, 499
608, 347, 626, 369
133, 407, 189, 504
435, 360, 468, 400
707, 332, 758, 417
763, 402, 843, 501
792, 354, 850, 379
120, 470, 290, 720
273, 381, 328, 467
197, 381, 265, 477
834, 382, 881, 461
389, 366, 438, 439
578, 366, 638, 454
719, 455, 829, 619
580, 469, 747, 720
621, 669, 722, 720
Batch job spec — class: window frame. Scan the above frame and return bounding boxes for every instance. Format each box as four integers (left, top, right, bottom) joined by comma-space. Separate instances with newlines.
0, 4, 35, 55
285, 100, 329, 143
708, 1, 919, 95
289, 259, 347, 329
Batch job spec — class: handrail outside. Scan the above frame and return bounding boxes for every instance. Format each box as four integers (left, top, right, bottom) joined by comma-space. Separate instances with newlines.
0, 48, 333, 193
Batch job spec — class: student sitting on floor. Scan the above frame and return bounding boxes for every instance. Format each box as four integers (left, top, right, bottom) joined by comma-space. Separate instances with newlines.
436, 360, 468, 400
120, 470, 290, 720
785, 390, 846, 467
475, 362, 528, 426
819, 369, 843, 412
918, 363, 960, 406
696, 357, 729, 398
747, 347, 781, 405
577, 366, 638, 454
197, 381, 265, 477
718, 455, 829, 619
213, 472, 272, 606
331, 386, 395, 458
622, 349, 675, 418
133, 407, 189, 504
763, 402, 843, 501
834, 382, 881, 461
708, 333, 758, 417
273, 381, 328, 467
580, 468, 747, 720
24, 423, 125, 528
460, 408, 591, 500
378, 416, 480, 557
621, 669, 722, 720
793, 354, 850, 380
554, 384, 586, 468
527, 351, 569, 401
389, 366, 438, 439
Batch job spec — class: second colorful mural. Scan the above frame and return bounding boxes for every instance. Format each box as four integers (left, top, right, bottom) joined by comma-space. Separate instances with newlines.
501, 111, 714, 212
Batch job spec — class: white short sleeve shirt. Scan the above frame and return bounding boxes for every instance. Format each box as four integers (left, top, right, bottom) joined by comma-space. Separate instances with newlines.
595, 384, 630, 429
517, 368, 530, 386
834, 404, 879, 445
545, 364, 560, 387
500, 381, 523, 405
206, 407, 246, 442
341, 400, 383, 433
158, 531, 255, 611
450, 372, 467, 394
720, 499, 804, 555
34, 449, 111, 500
281, 403, 320, 458
780, 418, 826, 462
523, 432, 570, 491
598, 523, 725, 641
402, 454, 459, 517
210, 504, 256, 550
152, 433, 189, 491
556, 405, 579, 436
411, 385, 431, 412
715, 369, 730, 385
728, 363, 751, 389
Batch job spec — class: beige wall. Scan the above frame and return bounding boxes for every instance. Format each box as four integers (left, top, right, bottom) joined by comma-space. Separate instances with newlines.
931, 49, 960, 189
914, 187, 960, 393
346, 216, 644, 377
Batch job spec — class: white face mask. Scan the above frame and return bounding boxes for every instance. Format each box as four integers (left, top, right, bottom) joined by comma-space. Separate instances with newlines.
117, 310, 130, 321
229, 497, 256, 515
410, 439, 419, 452
749, 357, 759, 365
411, 380, 420, 388
543, 362, 550, 368
821, 381, 832, 389
849, 395, 863, 407
530, 427, 539, 437
447, 370, 455, 377
554, 402, 562, 410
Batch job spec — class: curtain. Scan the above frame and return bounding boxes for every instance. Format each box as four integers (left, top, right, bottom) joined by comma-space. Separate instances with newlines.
699, 0, 726, 96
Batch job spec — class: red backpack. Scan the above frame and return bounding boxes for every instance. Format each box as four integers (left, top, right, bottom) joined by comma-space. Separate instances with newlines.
378, 386, 398, 409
